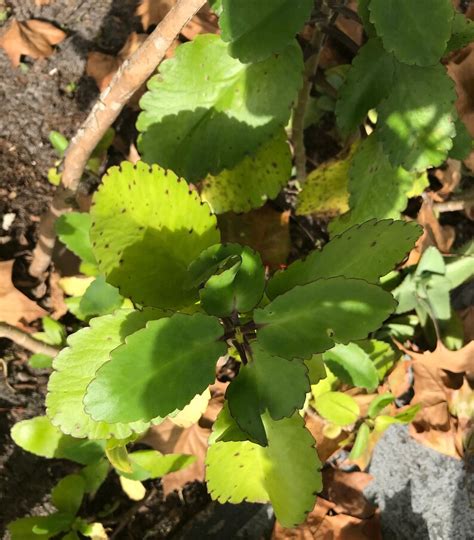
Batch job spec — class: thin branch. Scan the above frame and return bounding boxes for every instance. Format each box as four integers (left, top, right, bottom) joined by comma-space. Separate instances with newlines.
110, 487, 158, 540
292, 2, 331, 183
0, 323, 60, 357
29, 0, 207, 279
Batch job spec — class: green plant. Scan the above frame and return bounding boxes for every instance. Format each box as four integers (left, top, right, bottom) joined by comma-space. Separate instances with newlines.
41, 157, 422, 527
8, 415, 195, 538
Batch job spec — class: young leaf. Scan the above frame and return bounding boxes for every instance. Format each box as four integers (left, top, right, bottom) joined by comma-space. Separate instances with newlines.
29, 353, 53, 369
206, 410, 322, 528
219, 0, 313, 62
336, 38, 395, 136
8, 514, 72, 540
256, 277, 396, 359
349, 422, 371, 460
84, 313, 226, 424
137, 35, 303, 181
359, 340, 399, 380
313, 391, 360, 426
377, 62, 457, 171
80, 459, 110, 494
11, 416, 104, 465
267, 219, 422, 299
226, 343, 310, 445
55, 212, 97, 270
51, 474, 85, 516
368, 393, 395, 418
369, 0, 453, 66
446, 13, 474, 53
323, 343, 379, 391
33, 316, 65, 346
119, 477, 146, 501
329, 136, 419, 234
78, 275, 123, 318
90, 161, 220, 309
189, 244, 265, 316
296, 147, 351, 216
47, 309, 163, 439
121, 450, 196, 481
201, 130, 291, 214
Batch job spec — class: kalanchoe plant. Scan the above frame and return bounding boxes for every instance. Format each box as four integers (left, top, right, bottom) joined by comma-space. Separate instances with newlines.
43, 161, 422, 527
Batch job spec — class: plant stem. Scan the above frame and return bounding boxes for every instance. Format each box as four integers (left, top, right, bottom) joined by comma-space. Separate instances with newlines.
292, 2, 330, 183
29, 0, 207, 280
0, 323, 60, 357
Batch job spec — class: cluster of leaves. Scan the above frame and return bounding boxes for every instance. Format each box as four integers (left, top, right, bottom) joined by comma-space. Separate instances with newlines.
34, 156, 423, 527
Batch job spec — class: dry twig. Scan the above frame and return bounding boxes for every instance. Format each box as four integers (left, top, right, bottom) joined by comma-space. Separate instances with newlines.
29, 0, 207, 279
0, 322, 60, 356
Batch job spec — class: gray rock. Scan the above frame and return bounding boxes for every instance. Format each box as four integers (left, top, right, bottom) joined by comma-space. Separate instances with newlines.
365, 425, 474, 540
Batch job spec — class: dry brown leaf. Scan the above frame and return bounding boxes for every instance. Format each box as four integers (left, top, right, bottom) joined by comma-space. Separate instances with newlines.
218, 205, 291, 270
404, 202, 455, 266
411, 341, 474, 374
387, 360, 411, 398
321, 469, 376, 519
0, 19, 66, 67
273, 497, 381, 540
0, 260, 47, 328
136, 0, 218, 38
86, 33, 147, 92
35, 0, 54, 5
433, 159, 462, 198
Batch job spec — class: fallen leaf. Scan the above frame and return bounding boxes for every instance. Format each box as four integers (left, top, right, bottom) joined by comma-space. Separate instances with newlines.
433, 159, 462, 198
48, 271, 68, 320
321, 469, 376, 519
387, 360, 411, 398
218, 205, 291, 270
136, 0, 218, 38
411, 341, 474, 374
404, 202, 455, 266
86, 33, 147, 92
0, 19, 66, 67
35, 0, 54, 5
0, 260, 47, 328
273, 496, 381, 540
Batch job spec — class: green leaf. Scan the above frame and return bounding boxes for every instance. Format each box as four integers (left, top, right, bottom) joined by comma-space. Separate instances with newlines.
29, 353, 53, 369
137, 35, 303, 181
47, 309, 163, 439
226, 343, 310, 445
368, 393, 395, 418
80, 459, 110, 494
33, 317, 66, 346
189, 244, 265, 316
219, 0, 313, 62
446, 13, 474, 53
305, 355, 327, 385
10, 416, 103, 464
79, 276, 123, 318
52, 475, 85, 516
121, 450, 196, 481
84, 313, 226, 424
296, 149, 351, 216
314, 391, 360, 426
359, 340, 399, 380
336, 38, 395, 135
90, 161, 220, 309
55, 212, 97, 267
206, 411, 322, 527
369, 0, 453, 66
449, 117, 473, 161
393, 403, 421, 423
49, 130, 69, 156
201, 130, 291, 214
329, 136, 418, 234
55, 212, 97, 270
323, 343, 379, 390
349, 422, 370, 460
256, 277, 396, 359
377, 62, 457, 171
8, 514, 72, 540
267, 219, 421, 299
357, 0, 376, 36
445, 253, 474, 289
